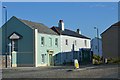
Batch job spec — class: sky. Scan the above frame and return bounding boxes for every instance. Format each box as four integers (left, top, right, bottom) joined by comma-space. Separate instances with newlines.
1, 2, 118, 39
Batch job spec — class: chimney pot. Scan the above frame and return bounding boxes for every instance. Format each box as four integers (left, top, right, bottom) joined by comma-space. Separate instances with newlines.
59, 20, 63, 23
58, 20, 64, 31
77, 29, 79, 34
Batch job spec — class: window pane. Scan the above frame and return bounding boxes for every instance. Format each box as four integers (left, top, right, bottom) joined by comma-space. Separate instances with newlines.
41, 54, 45, 63
55, 38, 58, 46
49, 38, 52, 46
66, 39, 68, 45
84, 40, 87, 47
41, 37, 44, 46
75, 40, 77, 45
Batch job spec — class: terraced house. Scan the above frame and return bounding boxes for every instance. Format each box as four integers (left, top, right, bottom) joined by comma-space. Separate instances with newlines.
51, 20, 91, 65
1, 16, 92, 67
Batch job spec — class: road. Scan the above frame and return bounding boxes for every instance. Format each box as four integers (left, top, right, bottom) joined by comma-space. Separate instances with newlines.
1, 64, 119, 78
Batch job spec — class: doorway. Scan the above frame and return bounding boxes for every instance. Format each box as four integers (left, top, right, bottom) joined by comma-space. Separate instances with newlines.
49, 54, 53, 66
47, 50, 54, 66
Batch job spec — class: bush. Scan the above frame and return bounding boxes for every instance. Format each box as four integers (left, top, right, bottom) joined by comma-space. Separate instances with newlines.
107, 58, 120, 64
93, 54, 103, 65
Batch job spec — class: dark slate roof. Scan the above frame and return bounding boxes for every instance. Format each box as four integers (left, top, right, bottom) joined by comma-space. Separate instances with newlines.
101, 21, 120, 35
51, 27, 90, 39
14, 16, 58, 35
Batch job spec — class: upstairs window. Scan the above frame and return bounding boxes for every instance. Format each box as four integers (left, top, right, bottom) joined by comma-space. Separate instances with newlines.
55, 38, 58, 46
49, 38, 52, 46
84, 40, 87, 47
75, 40, 77, 46
65, 39, 68, 45
41, 37, 44, 46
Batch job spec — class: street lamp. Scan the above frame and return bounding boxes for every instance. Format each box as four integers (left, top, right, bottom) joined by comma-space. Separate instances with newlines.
3, 6, 8, 68
94, 27, 99, 56
3, 6, 7, 24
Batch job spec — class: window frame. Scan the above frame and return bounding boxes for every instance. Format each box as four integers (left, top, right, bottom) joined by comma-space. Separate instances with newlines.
41, 54, 45, 63
49, 37, 52, 46
41, 37, 44, 46
11, 39, 18, 52
55, 38, 58, 47
65, 39, 68, 45
75, 40, 77, 46
84, 40, 87, 47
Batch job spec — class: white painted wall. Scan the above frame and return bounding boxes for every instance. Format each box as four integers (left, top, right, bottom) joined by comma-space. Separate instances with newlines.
91, 38, 102, 56
61, 35, 91, 52
60, 35, 91, 63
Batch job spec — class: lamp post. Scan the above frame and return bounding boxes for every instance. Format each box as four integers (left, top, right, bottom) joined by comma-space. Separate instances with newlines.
3, 6, 8, 68
94, 27, 99, 56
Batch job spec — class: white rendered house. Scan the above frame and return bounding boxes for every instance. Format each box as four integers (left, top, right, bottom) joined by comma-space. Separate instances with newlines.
51, 20, 91, 64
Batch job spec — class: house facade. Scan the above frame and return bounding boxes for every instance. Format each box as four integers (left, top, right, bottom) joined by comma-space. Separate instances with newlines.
1, 16, 92, 67
101, 21, 120, 60
1, 16, 60, 67
51, 20, 91, 65
91, 37, 102, 56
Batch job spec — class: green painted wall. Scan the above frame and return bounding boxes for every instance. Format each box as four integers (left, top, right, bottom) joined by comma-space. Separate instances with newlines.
2, 17, 34, 67
37, 33, 61, 66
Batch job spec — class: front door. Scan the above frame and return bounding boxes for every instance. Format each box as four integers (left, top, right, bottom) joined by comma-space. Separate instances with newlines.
49, 54, 53, 66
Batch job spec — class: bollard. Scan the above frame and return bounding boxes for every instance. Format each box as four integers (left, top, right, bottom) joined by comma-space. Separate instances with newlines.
74, 59, 79, 69
105, 58, 108, 64
92, 59, 95, 64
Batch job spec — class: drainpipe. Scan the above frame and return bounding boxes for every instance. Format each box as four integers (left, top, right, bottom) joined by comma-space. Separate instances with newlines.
34, 29, 38, 67
8, 43, 12, 67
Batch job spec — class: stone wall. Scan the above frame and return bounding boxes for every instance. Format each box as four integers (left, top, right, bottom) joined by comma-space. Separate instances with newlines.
0, 55, 11, 68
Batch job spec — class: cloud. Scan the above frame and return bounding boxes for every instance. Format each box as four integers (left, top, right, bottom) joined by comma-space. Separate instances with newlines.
90, 4, 108, 8
89, 4, 117, 10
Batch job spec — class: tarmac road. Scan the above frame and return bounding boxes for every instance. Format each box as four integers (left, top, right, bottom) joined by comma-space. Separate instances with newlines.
1, 64, 120, 78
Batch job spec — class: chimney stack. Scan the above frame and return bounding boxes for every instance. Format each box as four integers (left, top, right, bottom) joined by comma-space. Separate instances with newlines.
76, 29, 81, 34
58, 20, 64, 31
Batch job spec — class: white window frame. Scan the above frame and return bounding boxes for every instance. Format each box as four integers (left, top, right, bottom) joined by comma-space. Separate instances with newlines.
55, 38, 58, 47
65, 39, 68, 46
49, 37, 52, 46
41, 37, 44, 46
41, 54, 45, 63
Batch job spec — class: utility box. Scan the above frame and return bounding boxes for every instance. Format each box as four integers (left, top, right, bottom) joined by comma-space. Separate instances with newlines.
79, 48, 93, 64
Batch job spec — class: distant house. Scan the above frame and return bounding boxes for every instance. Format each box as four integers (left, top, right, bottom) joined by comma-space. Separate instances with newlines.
101, 21, 120, 59
91, 37, 102, 56
1, 16, 60, 67
51, 20, 91, 65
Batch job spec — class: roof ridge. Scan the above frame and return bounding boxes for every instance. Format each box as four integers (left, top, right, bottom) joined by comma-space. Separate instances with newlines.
11, 16, 58, 35
52, 26, 90, 39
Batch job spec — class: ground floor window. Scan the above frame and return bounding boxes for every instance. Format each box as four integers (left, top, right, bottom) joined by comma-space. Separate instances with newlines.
41, 54, 45, 63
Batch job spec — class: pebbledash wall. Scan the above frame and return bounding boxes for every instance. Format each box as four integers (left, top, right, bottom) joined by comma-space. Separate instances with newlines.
60, 35, 91, 64
36, 33, 61, 67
